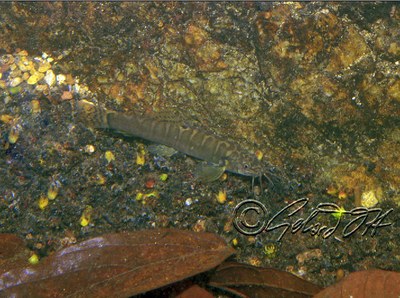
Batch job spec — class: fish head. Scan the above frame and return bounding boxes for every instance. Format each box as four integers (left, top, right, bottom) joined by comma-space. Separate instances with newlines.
227, 152, 264, 177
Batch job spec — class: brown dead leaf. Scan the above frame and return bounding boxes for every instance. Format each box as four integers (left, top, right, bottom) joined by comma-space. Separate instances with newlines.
0, 229, 234, 298
0, 234, 30, 274
209, 261, 322, 298
314, 269, 400, 298
176, 284, 214, 298
0, 234, 26, 260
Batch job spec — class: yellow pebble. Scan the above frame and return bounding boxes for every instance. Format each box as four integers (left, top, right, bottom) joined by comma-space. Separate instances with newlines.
80, 216, 89, 227
216, 190, 227, 204
220, 173, 228, 181
80, 205, 93, 227
8, 125, 20, 144
248, 256, 262, 267
47, 181, 60, 200
135, 192, 144, 201
159, 173, 168, 181
255, 150, 263, 161
28, 253, 39, 265
263, 243, 277, 258
93, 174, 106, 185
38, 61, 51, 73
136, 144, 146, 165
136, 151, 145, 165
338, 190, 347, 200
27, 72, 44, 85
17, 50, 28, 56
18, 60, 30, 72
361, 190, 379, 208
38, 196, 49, 210
0, 114, 14, 124
31, 99, 41, 114
22, 72, 30, 81
105, 150, 115, 163
326, 185, 338, 196
116, 72, 125, 82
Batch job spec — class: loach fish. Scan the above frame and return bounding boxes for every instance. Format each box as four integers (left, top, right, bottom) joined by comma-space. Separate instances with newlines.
77, 100, 269, 182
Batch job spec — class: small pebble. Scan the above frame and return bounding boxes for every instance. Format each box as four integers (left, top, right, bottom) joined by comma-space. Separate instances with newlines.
105, 151, 115, 163
27, 72, 44, 85
159, 173, 168, 181
361, 190, 379, 208
80, 205, 93, 227
0, 114, 14, 123
145, 178, 156, 189
9, 77, 23, 87
56, 74, 66, 85
22, 72, 30, 81
84, 144, 96, 154
255, 150, 264, 161
38, 196, 49, 210
47, 182, 60, 200
31, 100, 41, 114
61, 91, 73, 100
28, 254, 39, 265
216, 190, 227, 204
17, 50, 28, 56
44, 70, 56, 87
336, 268, 345, 281
185, 198, 193, 206
38, 62, 51, 73
8, 125, 20, 144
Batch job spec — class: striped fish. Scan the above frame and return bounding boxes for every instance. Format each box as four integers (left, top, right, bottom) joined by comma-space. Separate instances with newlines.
77, 100, 266, 182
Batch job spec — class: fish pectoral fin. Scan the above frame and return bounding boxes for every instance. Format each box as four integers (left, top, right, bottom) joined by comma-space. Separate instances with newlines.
194, 162, 225, 182
148, 144, 178, 157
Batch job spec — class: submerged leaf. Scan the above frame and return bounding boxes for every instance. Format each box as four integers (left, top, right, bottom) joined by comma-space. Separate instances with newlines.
314, 269, 400, 298
0, 234, 30, 274
176, 284, 214, 298
209, 261, 322, 298
0, 229, 235, 297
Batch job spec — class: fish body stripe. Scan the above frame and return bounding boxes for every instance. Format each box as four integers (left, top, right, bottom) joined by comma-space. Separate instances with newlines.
78, 100, 262, 177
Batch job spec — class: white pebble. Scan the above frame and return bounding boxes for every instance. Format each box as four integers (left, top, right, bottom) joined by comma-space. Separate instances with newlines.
56, 74, 66, 85
44, 70, 56, 87
9, 77, 23, 87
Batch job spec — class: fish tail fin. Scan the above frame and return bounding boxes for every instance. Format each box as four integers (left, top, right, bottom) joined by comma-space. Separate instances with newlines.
76, 100, 109, 128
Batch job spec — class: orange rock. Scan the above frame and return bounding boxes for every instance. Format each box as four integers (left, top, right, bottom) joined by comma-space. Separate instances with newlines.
61, 91, 73, 100
184, 24, 208, 46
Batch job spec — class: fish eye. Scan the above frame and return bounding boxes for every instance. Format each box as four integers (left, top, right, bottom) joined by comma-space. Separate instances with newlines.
243, 164, 249, 169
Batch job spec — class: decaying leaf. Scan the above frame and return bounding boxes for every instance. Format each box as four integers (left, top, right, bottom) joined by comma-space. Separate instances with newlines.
209, 261, 322, 298
0, 234, 31, 274
314, 269, 400, 298
175, 284, 214, 298
0, 229, 235, 297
